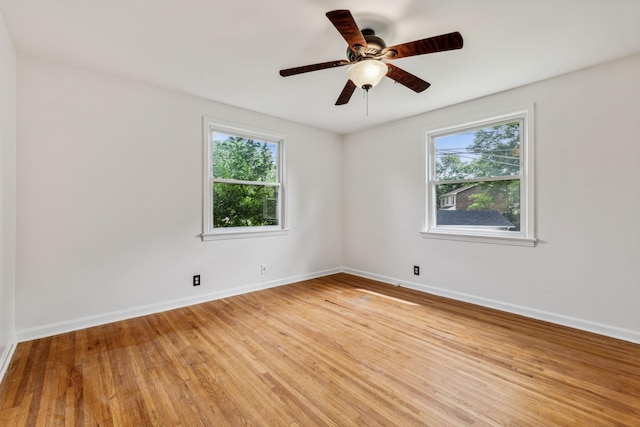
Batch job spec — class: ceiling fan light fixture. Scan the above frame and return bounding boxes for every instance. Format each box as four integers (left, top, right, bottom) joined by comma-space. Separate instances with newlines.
347, 59, 388, 90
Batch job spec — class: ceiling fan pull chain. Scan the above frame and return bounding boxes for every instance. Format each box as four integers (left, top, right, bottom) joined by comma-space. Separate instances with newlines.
365, 88, 369, 116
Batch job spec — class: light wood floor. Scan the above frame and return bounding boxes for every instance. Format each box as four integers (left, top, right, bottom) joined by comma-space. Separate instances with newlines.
1, 274, 639, 426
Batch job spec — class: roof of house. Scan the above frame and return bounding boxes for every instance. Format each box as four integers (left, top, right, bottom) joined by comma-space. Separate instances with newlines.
437, 210, 515, 228
439, 185, 479, 197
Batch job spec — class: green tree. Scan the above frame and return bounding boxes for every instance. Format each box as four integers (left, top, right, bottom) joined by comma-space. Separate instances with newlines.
212, 136, 278, 228
436, 154, 474, 181
467, 193, 494, 210
467, 123, 520, 177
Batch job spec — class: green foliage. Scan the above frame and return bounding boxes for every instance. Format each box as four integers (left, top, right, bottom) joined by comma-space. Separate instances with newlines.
500, 179, 521, 230
467, 193, 493, 210
213, 136, 276, 182
436, 154, 474, 181
467, 123, 520, 178
212, 135, 278, 228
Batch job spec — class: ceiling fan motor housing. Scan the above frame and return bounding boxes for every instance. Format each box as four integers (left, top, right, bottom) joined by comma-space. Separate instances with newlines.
347, 29, 386, 61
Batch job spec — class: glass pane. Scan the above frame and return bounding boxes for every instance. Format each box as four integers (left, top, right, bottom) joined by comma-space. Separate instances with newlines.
435, 179, 520, 231
212, 132, 278, 182
434, 121, 520, 181
213, 183, 279, 228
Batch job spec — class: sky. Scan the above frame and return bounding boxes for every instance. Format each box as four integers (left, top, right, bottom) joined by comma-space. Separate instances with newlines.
435, 131, 478, 163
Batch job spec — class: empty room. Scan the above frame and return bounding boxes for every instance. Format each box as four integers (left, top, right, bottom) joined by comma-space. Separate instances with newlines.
1, 1, 639, 425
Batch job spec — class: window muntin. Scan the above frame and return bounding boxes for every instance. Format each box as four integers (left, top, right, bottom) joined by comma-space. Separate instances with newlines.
203, 120, 286, 240
425, 109, 535, 246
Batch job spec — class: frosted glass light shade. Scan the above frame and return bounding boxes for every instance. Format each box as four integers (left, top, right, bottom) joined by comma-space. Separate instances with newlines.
347, 60, 388, 89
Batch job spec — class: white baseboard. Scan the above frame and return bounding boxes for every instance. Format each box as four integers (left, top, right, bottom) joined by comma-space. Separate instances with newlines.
16, 267, 342, 342
16, 266, 639, 346
343, 268, 640, 345
0, 336, 17, 384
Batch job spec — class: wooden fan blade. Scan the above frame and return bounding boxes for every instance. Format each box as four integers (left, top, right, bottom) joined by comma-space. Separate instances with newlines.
326, 10, 367, 52
383, 32, 463, 60
335, 80, 357, 105
386, 65, 431, 93
279, 60, 348, 77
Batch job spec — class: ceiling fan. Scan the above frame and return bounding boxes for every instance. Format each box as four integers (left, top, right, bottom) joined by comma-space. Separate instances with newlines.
279, 10, 464, 106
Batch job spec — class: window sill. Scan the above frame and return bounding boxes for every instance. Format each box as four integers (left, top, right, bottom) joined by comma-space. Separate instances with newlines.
202, 227, 289, 241
421, 230, 536, 247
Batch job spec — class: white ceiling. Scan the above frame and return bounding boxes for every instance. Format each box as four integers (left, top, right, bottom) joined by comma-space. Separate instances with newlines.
1, 0, 639, 135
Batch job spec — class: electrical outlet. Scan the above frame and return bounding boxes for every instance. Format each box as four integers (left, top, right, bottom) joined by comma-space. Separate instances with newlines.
413, 266, 420, 275
261, 264, 267, 275
193, 275, 200, 286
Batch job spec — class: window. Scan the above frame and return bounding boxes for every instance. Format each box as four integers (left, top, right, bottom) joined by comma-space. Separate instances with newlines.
423, 107, 535, 246
202, 119, 286, 240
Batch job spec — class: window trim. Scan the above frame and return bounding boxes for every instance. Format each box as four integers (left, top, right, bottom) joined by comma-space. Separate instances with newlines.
201, 118, 288, 241
422, 106, 536, 246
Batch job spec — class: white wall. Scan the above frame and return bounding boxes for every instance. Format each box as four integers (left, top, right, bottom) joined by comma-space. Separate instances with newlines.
16, 55, 343, 338
11, 48, 640, 345
343, 54, 640, 343
0, 10, 16, 376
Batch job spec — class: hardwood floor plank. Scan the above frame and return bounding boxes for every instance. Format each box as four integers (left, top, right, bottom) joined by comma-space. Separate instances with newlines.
1, 273, 639, 426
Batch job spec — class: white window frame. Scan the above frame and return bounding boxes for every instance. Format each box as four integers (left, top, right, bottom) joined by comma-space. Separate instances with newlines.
202, 118, 288, 241
422, 106, 536, 246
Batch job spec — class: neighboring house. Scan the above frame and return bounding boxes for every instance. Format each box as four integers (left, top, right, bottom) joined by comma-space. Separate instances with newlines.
437, 210, 515, 231
439, 184, 509, 211
438, 185, 514, 230
438, 184, 506, 211
439, 185, 478, 210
